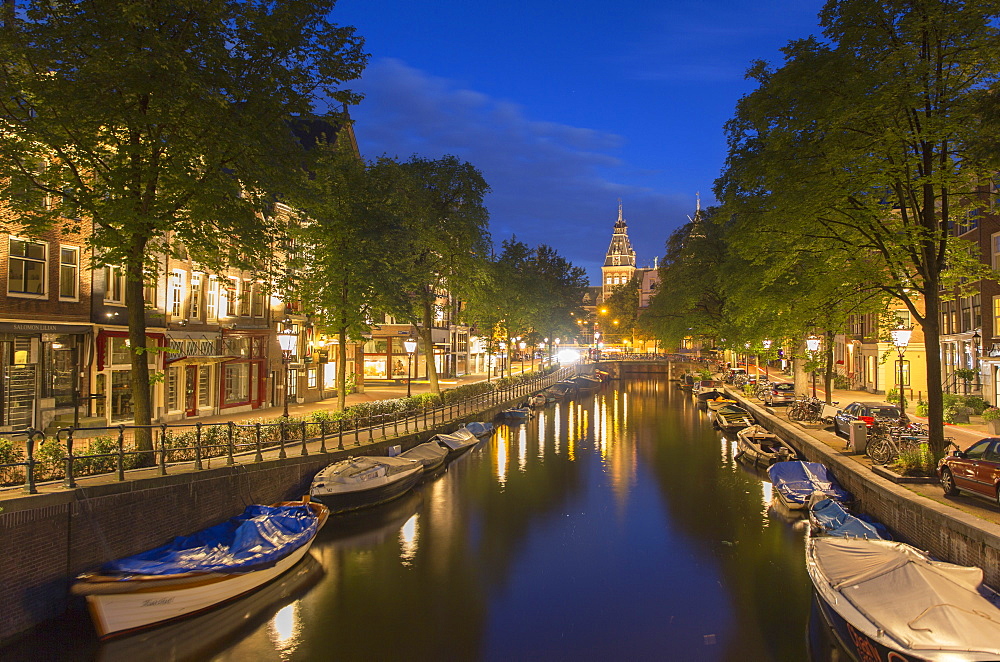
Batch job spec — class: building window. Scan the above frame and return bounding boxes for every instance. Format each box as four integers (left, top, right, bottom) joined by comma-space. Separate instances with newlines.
992, 233, 1000, 270
251, 283, 266, 317
59, 246, 79, 300
993, 297, 1000, 338
287, 368, 298, 397
189, 273, 202, 320
144, 277, 156, 307
308, 368, 317, 389
9, 237, 46, 296
206, 277, 218, 321
973, 294, 982, 330
894, 360, 910, 386
223, 362, 250, 404
219, 277, 237, 318
239, 279, 252, 317
198, 365, 212, 407
169, 271, 184, 317
605, 276, 612, 285
166, 367, 181, 411
105, 265, 125, 304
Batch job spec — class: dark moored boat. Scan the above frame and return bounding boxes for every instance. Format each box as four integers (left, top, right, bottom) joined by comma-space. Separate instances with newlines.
807, 536, 1000, 661
546, 381, 577, 400
72, 499, 327, 639
696, 388, 727, 403
572, 375, 602, 392
309, 456, 423, 515
767, 461, 851, 511
735, 424, 797, 467
710, 404, 754, 431
502, 406, 532, 421
398, 440, 449, 472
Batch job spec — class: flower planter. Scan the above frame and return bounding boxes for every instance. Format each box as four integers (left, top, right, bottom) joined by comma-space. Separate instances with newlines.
988, 419, 1000, 435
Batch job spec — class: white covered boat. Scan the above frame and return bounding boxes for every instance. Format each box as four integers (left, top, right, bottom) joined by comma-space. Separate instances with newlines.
807, 536, 1000, 661
72, 498, 327, 639
399, 440, 448, 472
434, 427, 480, 455
309, 456, 423, 514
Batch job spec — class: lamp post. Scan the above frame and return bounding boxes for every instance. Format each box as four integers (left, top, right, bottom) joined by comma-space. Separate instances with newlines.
762, 339, 772, 380
404, 337, 417, 398
519, 340, 526, 374
806, 335, 821, 399
890, 327, 912, 422
277, 325, 297, 418
973, 329, 982, 393
499, 342, 507, 378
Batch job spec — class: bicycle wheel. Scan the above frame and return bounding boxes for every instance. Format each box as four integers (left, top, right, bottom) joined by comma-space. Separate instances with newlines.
789, 405, 804, 421
867, 437, 893, 464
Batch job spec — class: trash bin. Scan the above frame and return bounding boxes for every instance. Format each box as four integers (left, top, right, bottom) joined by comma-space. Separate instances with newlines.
850, 420, 867, 454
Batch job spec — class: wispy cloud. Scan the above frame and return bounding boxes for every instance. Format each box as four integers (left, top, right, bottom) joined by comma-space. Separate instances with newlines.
348, 58, 693, 279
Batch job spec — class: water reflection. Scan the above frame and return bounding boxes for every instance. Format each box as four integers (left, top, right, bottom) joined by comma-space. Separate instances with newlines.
6, 379, 853, 661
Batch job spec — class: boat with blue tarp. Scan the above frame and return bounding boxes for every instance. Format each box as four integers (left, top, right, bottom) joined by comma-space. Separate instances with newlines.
808, 497, 888, 540
72, 498, 328, 639
767, 461, 851, 510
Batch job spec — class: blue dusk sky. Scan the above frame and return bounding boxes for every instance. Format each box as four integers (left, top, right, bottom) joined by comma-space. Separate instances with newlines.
332, 0, 827, 283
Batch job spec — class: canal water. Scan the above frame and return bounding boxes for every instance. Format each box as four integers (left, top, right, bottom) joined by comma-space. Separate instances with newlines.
6, 377, 843, 661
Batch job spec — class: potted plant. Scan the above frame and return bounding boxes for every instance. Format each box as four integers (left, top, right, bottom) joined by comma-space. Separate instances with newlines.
983, 407, 1000, 434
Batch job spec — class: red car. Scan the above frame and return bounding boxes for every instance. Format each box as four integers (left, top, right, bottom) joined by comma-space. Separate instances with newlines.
938, 438, 1000, 505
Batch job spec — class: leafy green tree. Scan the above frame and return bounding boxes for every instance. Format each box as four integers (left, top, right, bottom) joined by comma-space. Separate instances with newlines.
0, 0, 366, 449
287, 138, 407, 410
384, 155, 491, 394
716, 0, 1000, 451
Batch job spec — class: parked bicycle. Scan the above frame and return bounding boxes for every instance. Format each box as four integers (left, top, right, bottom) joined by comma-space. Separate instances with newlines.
788, 395, 824, 422
865, 420, 930, 465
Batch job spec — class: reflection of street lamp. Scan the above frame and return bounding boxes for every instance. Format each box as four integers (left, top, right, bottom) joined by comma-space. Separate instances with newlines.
404, 337, 417, 398
762, 339, 772, 380
806, 335, 821, 399
890, 327, 912, 422
277, 325, 298, 418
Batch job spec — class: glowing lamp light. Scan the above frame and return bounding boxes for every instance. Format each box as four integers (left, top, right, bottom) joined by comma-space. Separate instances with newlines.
806, 335, 821, 353
762, 339, 772, 350
890, 327, 912, 349
404, 338, 417, 354
278, 328, 297, 357
557, 349, 581, 364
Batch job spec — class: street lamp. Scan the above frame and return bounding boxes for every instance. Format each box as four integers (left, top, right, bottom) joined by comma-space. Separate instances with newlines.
277, 325, 297, 418
762, 339, 772, 380
890, 327, 912, 422
806, 335, 821, 399
404, 337, 417, 397
519, 340, 526, 373
973, 329, 982, 393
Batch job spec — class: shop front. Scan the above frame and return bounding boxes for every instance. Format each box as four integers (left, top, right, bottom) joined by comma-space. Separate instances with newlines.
163, 331, 225, 420
0, 321, 93, 432
363, 333, 421, 382
217, 330, 267, 414
94, 328, 166, 424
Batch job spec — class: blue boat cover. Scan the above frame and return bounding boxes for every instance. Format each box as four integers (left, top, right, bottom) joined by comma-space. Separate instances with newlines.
102, 504, 319, 576
767, 461, 852, 506
810, 498, 886, 539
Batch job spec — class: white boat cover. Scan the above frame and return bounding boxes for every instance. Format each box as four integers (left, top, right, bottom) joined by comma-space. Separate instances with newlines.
399, 441, 447, 465
811, 537, 1000, 655
436, 429, 477, 450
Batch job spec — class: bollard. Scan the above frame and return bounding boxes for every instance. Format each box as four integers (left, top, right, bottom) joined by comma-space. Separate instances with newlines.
319, 421, 327, 453
194, 422, 204, 471
368, 415, 374, 443
338, 419, 344, 450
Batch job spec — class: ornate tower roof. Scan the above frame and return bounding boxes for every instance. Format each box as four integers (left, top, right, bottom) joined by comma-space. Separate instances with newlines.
604, 200, 636, 268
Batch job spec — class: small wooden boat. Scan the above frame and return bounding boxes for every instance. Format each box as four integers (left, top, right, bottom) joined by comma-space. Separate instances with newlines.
735, 424, 796, 467
434, 427, 480, 455
807, 536, 1000, 661
808, 497, 888, 540
767, 461, 851, 511
72, 498, 328, 639
705, 396, 738, 411
527, 393, 548, 408
460, 421, 495, 439
310, 456, 423, 515
399, 440, 448, 472
572, 375, 602, 392
710, 404, 754, 431
502, 406, 533, 420
695, 389, 727, 403
546, 381, 577, 400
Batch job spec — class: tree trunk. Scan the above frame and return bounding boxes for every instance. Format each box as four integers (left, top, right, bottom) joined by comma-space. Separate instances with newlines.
922, 289, 947, 454
125, 250, 153, 461
337, 326, 348, 411
824, 329, 835, 404
421, 297, 440, 395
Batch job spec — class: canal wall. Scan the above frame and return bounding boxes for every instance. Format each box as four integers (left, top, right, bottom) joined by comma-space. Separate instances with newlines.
0, 404, 514, 645
726, 389, 1000, 589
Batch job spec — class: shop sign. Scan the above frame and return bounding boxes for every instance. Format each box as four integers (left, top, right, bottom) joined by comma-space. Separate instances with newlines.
0, 322, 91, 334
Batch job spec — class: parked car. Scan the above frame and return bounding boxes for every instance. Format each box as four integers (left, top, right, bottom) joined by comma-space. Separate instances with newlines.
763, 382, 796, 406
938, 438, 1000, 505
832, 401, 905, 438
